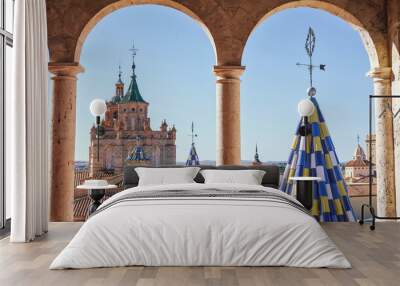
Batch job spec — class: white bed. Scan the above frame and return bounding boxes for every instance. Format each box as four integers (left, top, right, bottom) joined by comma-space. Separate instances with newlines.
50, 183, 351, 269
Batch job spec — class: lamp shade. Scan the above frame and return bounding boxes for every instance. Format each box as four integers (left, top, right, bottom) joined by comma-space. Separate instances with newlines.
90, 99, 107, 117
297, 99, 315, 117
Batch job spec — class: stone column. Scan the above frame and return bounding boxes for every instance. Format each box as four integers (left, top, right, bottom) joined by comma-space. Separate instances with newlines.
368, 67, 396, 217
388, 1, 400, 216
213, 66, 245, 165
48, 63, 84, 221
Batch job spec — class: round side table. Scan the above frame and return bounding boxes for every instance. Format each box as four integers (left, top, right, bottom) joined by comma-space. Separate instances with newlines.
289, 176, 321, 210
76, 183, 118, 215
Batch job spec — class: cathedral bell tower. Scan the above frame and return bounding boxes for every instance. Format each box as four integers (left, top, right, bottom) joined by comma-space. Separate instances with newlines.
88, 43, 177, 175
112, 66, 124, 103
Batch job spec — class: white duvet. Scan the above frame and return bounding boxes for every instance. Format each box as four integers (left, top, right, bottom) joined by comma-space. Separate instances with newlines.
50, 183, 351, 269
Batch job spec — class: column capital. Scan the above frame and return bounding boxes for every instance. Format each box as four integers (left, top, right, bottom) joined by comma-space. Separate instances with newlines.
48, 62, 85, 77
213, 65, 245, 80
367, 67, 393, 81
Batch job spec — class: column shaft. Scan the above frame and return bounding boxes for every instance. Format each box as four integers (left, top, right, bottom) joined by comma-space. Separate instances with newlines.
369, 67, 396, 217
214, 66, 245, 166
388, 2, 400, 216
49, 63, 84, 221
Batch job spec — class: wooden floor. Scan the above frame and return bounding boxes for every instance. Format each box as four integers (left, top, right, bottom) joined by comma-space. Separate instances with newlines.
0, 222, 399, 286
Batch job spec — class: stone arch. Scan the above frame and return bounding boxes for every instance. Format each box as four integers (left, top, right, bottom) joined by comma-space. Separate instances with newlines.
242, 0, 388, 69
73, 0, 217, 63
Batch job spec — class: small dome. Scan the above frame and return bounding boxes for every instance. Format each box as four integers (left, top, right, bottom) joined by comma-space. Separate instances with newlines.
345, 143, 371, 168
353, 144, 366, 160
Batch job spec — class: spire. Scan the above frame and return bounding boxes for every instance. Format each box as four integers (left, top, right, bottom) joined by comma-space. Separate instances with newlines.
130, 43, 138, 78
111, 65, 124, 103
186, 122, 200, 166
121, 42, 146, 103
353, 135, 367, 160
252, 144, 261, 165
280, 96, 356, 222
186, 144, 200, 166
117, 65, 123, 84
190, 122, 198, 145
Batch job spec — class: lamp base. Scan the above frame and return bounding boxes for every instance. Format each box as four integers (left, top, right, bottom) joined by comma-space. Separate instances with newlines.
88, 189, 105, 215
296, 180, 313, 210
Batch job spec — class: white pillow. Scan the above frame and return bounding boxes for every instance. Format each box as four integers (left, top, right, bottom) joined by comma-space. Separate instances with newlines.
200, 169, 266, 185
136, 167, 201, 186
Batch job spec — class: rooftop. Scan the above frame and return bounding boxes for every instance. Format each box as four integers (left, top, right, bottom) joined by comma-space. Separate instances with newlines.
345, 144, 371, 168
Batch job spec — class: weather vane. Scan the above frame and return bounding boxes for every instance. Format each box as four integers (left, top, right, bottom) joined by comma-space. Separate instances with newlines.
129, 42, 138, 57
129, 42, 139, 76
189, 122, 198, 145
296, 27, 326, 95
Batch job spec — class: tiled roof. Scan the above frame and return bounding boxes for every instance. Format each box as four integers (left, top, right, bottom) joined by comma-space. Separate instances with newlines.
346, 143, 372, 167
74, 170, 90, 187
120, 74, 146, 103
120, 52, 146, 104
345, 157, 370, 167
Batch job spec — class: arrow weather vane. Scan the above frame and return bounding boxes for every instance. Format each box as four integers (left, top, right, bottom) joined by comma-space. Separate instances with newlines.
296, 27, 326, 90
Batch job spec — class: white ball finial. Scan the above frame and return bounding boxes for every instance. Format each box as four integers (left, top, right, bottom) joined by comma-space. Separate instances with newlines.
298, 98, 315, 117
90, 99, 107, 117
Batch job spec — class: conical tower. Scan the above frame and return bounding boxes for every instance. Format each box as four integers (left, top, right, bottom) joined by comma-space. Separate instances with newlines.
280, 28, 355, 222
111, 65, 124, 103
280, 96, 356, 221
121, 43, 147, 103
186, 122, 200, 166
252, 144, 262, 166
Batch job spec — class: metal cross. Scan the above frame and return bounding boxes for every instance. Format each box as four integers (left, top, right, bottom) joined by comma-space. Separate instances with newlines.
129, 42, 139, 57
189, 122, 198, 144
296, 27, 326, 88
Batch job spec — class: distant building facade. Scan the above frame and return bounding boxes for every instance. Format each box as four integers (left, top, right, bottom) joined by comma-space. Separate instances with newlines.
89, 52, 176, 175
344, 143, 371, 180
344, 140, 376, 197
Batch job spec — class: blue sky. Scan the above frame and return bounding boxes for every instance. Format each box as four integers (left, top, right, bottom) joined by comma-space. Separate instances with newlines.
76, 5, 371, 163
